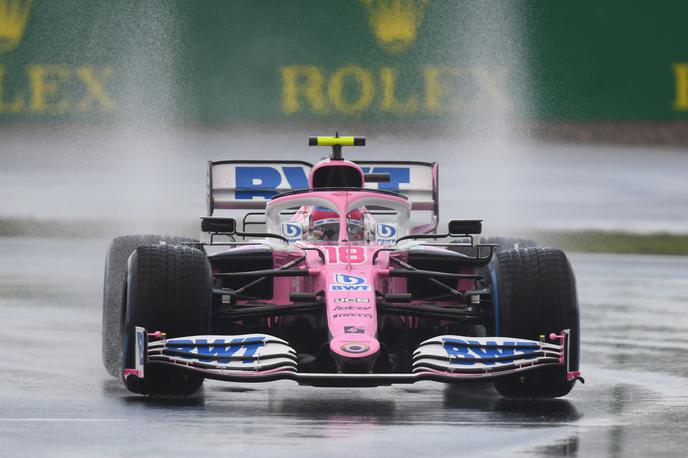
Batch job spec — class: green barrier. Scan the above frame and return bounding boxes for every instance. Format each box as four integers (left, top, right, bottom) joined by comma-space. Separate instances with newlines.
0, 0, 687, 124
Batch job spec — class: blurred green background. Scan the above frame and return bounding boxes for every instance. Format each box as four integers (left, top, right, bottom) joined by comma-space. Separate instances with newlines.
2, 0, 688, 125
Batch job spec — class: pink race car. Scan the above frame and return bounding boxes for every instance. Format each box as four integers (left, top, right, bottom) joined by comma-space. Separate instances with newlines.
102, 135, 582, 398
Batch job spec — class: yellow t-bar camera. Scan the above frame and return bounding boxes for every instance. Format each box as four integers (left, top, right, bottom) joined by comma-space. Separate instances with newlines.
308, 133, 366, 159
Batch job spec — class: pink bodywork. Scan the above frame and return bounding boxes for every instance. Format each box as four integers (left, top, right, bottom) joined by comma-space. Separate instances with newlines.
123, 157, 580, 389
265, 189, 411, 360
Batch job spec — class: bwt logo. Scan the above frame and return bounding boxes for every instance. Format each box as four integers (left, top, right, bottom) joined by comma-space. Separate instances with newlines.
376, 223, 397, 238
331, 274, 371, 291
167, 337, 266, 364
443, 339, 538, 366
235, 166, 410, 200
281, 223, 302, 241
335, 274, 366, 285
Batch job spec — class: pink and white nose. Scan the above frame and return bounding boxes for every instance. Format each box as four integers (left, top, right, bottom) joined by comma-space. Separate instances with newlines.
329, 334, 380, 359
329, 334, 380, 372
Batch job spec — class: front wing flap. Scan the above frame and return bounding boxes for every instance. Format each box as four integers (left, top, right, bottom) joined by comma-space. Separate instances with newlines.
124, 329, 577, 386
146, 330, 298, 373
412, 335, 563, 373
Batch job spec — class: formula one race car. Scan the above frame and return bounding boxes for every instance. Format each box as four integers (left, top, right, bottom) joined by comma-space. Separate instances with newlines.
102, 135, 582, 398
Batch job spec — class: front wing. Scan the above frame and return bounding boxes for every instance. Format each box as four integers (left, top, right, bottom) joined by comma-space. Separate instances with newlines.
123, 327, 579, 387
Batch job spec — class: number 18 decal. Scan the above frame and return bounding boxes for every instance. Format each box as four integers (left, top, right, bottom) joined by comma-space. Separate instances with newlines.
323, 246, 366, 264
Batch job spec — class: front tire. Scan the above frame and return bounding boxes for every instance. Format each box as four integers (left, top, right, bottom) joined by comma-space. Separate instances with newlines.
123, 244, 212, 396
488, 248, 579, 398
102, 235, 199, 377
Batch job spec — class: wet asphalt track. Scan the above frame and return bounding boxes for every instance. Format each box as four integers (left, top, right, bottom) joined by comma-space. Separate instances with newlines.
1, 237, 687, 457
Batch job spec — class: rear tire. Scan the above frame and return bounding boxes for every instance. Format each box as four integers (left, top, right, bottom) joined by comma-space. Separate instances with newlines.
102, 235, 199, 377
122, 244, 212, 396
488, 248, 579, 398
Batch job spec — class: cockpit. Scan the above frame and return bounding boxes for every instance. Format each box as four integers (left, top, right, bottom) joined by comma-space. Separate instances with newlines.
265, 189, 411, 245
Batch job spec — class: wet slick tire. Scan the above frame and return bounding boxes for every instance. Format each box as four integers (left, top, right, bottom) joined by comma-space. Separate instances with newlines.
102, 235, 199, 377
488, 248, 579, 399
123, 244, 212, 396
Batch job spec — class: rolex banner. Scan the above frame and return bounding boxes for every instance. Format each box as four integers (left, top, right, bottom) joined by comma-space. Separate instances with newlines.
1, 0, 688, 124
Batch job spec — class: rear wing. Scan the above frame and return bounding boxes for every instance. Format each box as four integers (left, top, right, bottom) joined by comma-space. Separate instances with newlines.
207, 160, 438, 233
357, 161, 438, 234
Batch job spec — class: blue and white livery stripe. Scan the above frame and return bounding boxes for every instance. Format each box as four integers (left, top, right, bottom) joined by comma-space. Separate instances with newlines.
208, 161, 436, 211
412, 335, 563, 372
147, 334, 297, 371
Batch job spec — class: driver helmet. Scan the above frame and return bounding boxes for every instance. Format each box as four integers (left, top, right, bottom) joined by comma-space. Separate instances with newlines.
309, 207, 340, 241
346, 208, 365, 241
309, 207, 365, 241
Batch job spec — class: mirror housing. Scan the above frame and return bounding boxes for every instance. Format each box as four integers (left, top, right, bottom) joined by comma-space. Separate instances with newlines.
448, 219, 482, 236
201, 217, 236, 234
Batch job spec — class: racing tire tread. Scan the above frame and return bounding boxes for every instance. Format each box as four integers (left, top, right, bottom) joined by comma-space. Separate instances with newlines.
490, 247, 579, 399
123, 244, 212, 396
102, 235, 200, 377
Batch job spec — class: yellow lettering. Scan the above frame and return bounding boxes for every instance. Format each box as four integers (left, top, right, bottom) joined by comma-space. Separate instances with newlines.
469, 65, 511, 111
280, 66, 327, 114
0, 66, 24, 113
673, 63, 688, 110
28, 64, 70, 113
277, 64, 512, 116
328, 66, 374, 114
380, 68, 417, 113
76, 66, 116, 112
423, 66, 462, 113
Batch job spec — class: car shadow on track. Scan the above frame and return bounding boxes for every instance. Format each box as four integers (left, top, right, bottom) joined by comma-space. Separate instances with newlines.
102, 378, 207, 407
442, 383, 582, 422
102, 377, 580, 428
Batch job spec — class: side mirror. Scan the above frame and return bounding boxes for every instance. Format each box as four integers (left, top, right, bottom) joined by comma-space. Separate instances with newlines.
201, 217, 236, 234
448, 219, 482, 236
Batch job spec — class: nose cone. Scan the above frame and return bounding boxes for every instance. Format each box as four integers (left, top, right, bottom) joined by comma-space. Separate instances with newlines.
330, 335, 381, 373
330, 334, 380, 359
